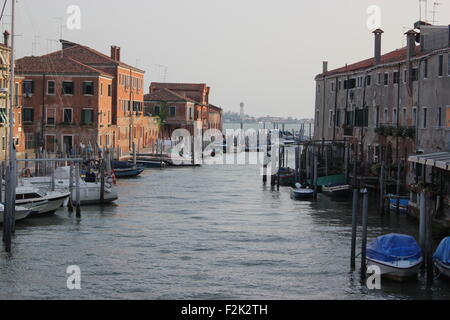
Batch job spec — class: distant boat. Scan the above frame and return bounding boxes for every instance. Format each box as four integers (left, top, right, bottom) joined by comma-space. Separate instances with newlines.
389, 198, 409, 214
290, 183, 314, 200
277, 168, 296, 186
0, 204, 31, 224
112, 161, 145, 178
433, 237, 450, 279
134, 160, 167, 168
322, 184, 351, 197
366, 233, 423, 281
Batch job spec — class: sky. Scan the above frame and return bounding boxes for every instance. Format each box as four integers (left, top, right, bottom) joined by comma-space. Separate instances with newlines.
5, 0, 450, 118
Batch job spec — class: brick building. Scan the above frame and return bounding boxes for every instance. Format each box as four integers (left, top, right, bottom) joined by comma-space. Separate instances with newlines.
16, 40, 159, 154
144, 82, 223, 138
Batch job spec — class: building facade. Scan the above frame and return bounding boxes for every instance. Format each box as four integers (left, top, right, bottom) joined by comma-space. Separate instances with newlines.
313, 22, 450, 223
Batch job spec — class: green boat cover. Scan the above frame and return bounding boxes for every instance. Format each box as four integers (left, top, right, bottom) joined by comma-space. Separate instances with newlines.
307, 174, 347, 187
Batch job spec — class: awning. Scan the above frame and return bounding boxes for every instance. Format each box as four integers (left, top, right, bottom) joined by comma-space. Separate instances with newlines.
408, 152, 450, 171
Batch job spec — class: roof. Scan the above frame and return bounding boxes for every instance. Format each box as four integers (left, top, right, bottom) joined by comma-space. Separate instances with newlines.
150, 82, 208, 91
316, 46, 424, 79
144, 88, 197, 103
42, 40, 145, 74
408, 152, 450, 171
209, 104, 223, 112
16, 55, 113, 77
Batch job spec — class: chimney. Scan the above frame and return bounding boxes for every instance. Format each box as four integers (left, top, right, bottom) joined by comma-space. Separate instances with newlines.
405, 30, 417, 60
322, 61, 328, 73
373, 28, 384, 65
111, 45, 121, 61
3, 30, 9, 47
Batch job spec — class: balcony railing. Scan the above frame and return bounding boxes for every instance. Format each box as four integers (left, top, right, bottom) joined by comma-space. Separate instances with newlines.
375, 124, 416, 139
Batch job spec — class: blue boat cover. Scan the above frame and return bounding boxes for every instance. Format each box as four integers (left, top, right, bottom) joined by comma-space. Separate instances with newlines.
367, 234, 422, 263
389, 199, 409, 207
433, 237, 450, 265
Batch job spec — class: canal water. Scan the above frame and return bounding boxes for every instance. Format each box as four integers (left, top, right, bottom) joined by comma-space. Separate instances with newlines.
1, 152, 449, 300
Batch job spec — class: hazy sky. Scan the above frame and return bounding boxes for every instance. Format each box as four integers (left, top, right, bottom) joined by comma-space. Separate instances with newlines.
6, 0, 450, 118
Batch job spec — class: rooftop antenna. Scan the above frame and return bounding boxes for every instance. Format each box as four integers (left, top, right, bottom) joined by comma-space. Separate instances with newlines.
155, 64, 168, 82
32, 35, 40, 56
53, 17, 64, 39
429, 2, 442, 24
419, 0, 429, 23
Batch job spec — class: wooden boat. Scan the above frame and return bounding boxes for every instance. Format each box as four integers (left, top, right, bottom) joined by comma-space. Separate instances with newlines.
0, 204, 31, 224
134, 160, 167, 168
277, 168, 296, 186
290, 183, 314, 200
389, 198, 409, 214
433, 237, 450, 279
112, 161, 145, 178
322, 184, 351, 197
366, 234, 423, 281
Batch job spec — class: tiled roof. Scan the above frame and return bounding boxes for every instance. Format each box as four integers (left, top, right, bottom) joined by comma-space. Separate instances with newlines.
316, 46, 424, 78
43, 40, 145, 74
150, 82, 207, 91
144, 88, 197, 103
16, 55, 112, 77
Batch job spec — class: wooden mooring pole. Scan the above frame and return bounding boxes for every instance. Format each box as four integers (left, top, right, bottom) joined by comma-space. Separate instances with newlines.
360, 188, 369, 279
68, 163, 74, 213
313, 147, 318, 200
75, 162, 81, 218
350, 188, 359, 270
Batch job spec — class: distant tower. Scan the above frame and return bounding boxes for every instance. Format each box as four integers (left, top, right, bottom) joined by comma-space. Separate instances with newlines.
240, 102, 245, 130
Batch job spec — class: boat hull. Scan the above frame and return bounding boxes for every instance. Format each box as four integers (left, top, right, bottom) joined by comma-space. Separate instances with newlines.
290, 188, 314, 200
322, 185, 351, 198
0, 207, 31, 224
114, 167, 144, 178
435, 260, 450, 279
17, 193, 69, 216
366, 257, 423, 281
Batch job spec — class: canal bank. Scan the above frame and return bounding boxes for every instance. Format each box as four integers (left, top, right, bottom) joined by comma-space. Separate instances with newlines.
1, 157, 449, 299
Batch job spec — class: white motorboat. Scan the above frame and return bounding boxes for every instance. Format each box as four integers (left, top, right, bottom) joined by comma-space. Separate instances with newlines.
433, 237, 450, 279
366, 234, 423, 281
21, 166, 118, 205
290, 183, 314, 200
15, 186, 70, 215
0, 204, 31, 224
322, 184, 351, 197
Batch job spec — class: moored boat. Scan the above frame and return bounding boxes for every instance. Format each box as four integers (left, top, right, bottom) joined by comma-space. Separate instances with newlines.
290, 183, 314, 200
112, 161, 145, 178
15, 187, 70, 216
433, 237, 450, 279
366, 233, 423, 281
389, 198, 409, 214
0, 204, 31, 224
277, 167, 296, 186
322, 184, 351, 197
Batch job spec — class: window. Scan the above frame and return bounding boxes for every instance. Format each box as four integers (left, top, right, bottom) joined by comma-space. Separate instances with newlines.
15, 82, 19, 106
375, 106, 380, 127
413, 107, 418, 127
384, 73, 389, 85
366, 75, 371, 86
46, 108, 56, 125
23, 108, 34, 122
329, 110, 333, 128
100, 83, 103, 96
81, 109, 94, 125
0, 108, 6, 123
343, 79, 356, 89
23, 80, 34, 95
316, 110, 320, 127
331, 82, 335, 92
384, 108, 388, 123
63, 108, 73, 123
448, 54, 450, 76
422, 107, 427, 129
62, 81, 74, 95
25, 133, 34, 150
355, 109, 369, 127
393, 72, 400, 84
438, 55, 444, 77
403, 70, 407, 83
83, 81, 94, 95
402, 108, 407, 126
377, 73, 381, 85
412, 68, 419, 81
393, 108, 397, 124
154, 106, 160, 115
336, 109, 341, 126
437, 107, 442, 127
424, 59, 428, 79
47, 81, 55, 95
169, 106, 176, 117
338, 81, 342, 91
108, 84, 111, 97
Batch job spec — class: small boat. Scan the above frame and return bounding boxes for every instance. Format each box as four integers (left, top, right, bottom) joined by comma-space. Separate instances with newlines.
277, 167, 296, 186
433, 237, 450, 279
322, 184, 351, 197
290, 183, 314, 200
21, 166, 119, 205
366, 233, 423, 281
0, 204, 31, 224
389, 198, 409, 214
15, 187, 70, 215
134, 160, 167, 168
112, 160, 145, 178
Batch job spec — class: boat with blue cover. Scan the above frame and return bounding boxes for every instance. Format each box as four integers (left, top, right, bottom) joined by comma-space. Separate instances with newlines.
112, 161, 145, 178
389, 197, 409, 214
433, 237, 450, 279
366, 233, 423, 281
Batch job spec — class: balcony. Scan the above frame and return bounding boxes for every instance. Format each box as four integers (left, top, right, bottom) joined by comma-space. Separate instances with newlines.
342, 125, 354, 137
375, 124, 416, 139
